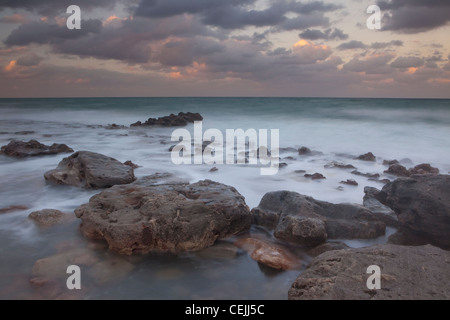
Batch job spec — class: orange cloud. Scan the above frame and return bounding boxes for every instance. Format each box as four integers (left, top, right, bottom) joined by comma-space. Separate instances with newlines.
408, 67, 418, 74
4, 60, 17, 72
293, 40, 331, 64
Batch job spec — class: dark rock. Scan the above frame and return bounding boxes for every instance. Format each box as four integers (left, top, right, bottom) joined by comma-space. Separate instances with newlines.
384, 164, 410, 177
28, 209, 65, 227
355, 152, 376, 162
44, 151, 136, 189
131, 112, 203, 127
383, 159, 399, 166
298, 147, 312, 155
324, 162, 356, 169
308, 242, 350, 257
1, 140, 73, 158
369, 178, 391, 185
279, 163, 288, 168
304, 173, 326, 180
104, 124, 127, 130
75, 178, 251, 255
289, 244, 450, 300
340, 179, 358, 186
363, 187, 398, 227
377, 175, 450, 249
251, 191, 386, 247
351, 170, 380, 179
409, 163, 439, 175
124, 160, 140, 169
209, 167, 219, 172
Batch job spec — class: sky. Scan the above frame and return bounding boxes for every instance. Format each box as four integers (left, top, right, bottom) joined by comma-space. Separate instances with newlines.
0, 0, 449, 98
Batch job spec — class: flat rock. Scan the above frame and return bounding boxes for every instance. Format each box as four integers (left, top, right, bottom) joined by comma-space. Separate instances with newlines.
44, 151, 136, 189
28, 209, 66, 227
75, 178, 251, 255
1, 139, 73, 158
289, 244, 450, 300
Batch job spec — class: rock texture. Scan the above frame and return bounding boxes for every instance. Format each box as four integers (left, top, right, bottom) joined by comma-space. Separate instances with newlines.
251, 191, 386, 246
289, 244, 450, 300
28, 209, 66, 227
131, 112, 203, 127
377, 175, 450, 249
1, 140, 73, 158
75, 176, 251, 255
363, 187, 398, 227
44, 151, 136, 189
355, 152, 376, 162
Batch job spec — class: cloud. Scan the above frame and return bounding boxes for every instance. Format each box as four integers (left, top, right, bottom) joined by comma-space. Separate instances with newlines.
16, 53, 44, 66
377, 0, 450, 33
343, 53, 396, 74
390, 56, 425, 69
0, 13, 29, 24
370, 40, 403, 49
299, 28, 348, 41
337, 40, 368, 50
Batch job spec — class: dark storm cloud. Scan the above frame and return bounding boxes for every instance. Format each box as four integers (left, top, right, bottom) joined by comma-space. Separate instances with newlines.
4, 20, 102, 46
299, 28, 348, 40
0, 0, 121, 15
16, 53, 44, 66
376, 0, 450, 33
337, 40, 368, 50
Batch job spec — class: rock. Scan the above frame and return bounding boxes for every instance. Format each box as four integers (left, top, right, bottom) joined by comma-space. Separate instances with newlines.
0, 139, 73, 158
75, 178, 251, 255
44, 151, 136, 189
351, 170, 380, 179
289, 244, 450, 300
340, 179, 358, 186
355, 152, 376, 162
298, 147, 312, 155
251, 191, 386, 246
0, 205, 28, 214
279, 163, 288, 168
384, 164, 410, 177
235, 236, 301, 270
194, 242, 239, 260
308, 242, 350, 257
304, 173, 326, 180
377, 175, 450, 249
131, 112, 203, 127
324, 162, 356, 169
363, 187, 398, 227
383, 159, 399, 166
123, 160, 140, 169
409, 163, 439, 175
28, 209, 66, 227
209, 167, 219, 172
104, 124, 127, 130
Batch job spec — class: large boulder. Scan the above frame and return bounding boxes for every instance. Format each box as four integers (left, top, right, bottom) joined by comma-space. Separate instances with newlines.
377, 175, 450, 249
44, 151, 136, 189
363, 187, 398, 227
75, 177, 251, 255
1, 139, 73, 158
251, 191, 386, 246
289, 244, 450, 300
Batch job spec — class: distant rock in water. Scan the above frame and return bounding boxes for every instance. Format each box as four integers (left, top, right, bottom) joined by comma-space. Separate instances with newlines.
340, 179, 358, 186
304, 173, 326, 180
384, 164, 410, 177
131, 112, 203, 127
409, 163, 439, 175
289, 244, 450, 300
1, 139, 73, 158
44, 151, 136, 189
75, 176, 251, 255
355, 152, 376, 162
384, 163, 439, 177
383, 159, 399, 166
324, 162, 356, 169
251, 191, 386, 247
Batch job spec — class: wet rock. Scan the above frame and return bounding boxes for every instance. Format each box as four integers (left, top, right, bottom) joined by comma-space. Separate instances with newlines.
351, 170, 380, 179
363, 187, 398, 227
279, 163, 288, 168
131, 112, 203, 127
0, 139, 73, 158
324, 162, 356, 169
377, 175, 450, 249
340, 179, 358, 186
355, 152, 376, 162
289, 244, 450, 300
304, 173, 326, 180
251, 191, 386, 246
308, 242, 350, 257
235, 237, 301, 270
104, 124, 127, 130
298, 147, 311, 155
384, 164, 410, 177
409, 163, 439, 175
195, 242, 239, 260
0, 205, 28, 214
75, 178, 251, 255
123, 160, 140, 169
28, 209, 66, 227
383, 159, 399, 166
44, 151, 136, 189
209, 167, 219, 172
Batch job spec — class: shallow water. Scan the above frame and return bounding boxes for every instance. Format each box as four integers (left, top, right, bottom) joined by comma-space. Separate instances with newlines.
0, 97, 449, 299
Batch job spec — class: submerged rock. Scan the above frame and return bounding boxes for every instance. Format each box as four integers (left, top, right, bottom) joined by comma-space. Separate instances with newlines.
324, 162, 356, 169
251, 191, 386, 246
75, 177, 251, 255
289, 244, 450, 300
0, 205, 28, 214
0, 139, 73, 158
28, 209, 66, 227
44, 151, 136, 189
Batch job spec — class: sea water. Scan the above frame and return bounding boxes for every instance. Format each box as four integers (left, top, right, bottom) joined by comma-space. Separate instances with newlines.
0, 97, 449, 299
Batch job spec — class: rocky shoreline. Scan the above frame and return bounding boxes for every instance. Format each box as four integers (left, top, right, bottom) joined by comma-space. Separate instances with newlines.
1, 115, 449, 300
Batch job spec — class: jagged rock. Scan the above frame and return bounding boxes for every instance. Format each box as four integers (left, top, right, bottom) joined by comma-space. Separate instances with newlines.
1, 139, 73, 158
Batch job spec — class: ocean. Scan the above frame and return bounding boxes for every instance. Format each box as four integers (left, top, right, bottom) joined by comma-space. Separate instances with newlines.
0, 97, 449, 299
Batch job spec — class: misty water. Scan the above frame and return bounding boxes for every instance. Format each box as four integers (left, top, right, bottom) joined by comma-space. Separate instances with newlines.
0, 98, 449, 299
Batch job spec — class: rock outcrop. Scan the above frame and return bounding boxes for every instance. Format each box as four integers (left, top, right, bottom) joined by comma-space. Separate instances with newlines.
1, 140, 73, 158
131, 112, 203, 127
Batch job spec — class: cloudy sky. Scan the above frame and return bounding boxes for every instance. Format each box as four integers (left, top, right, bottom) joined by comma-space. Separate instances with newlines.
0, 0, 449, 98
